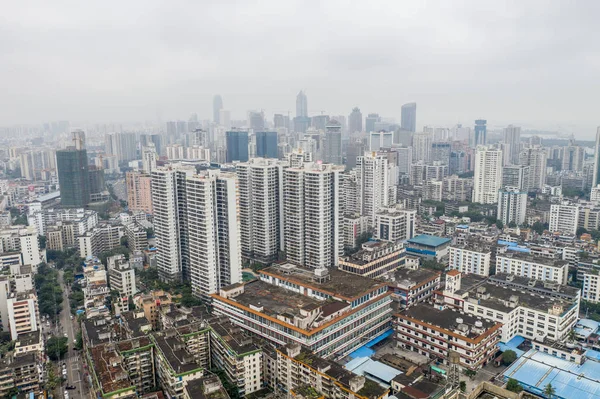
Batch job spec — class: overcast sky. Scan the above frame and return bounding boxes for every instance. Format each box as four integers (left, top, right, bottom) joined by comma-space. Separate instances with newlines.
1, 1, 599, 137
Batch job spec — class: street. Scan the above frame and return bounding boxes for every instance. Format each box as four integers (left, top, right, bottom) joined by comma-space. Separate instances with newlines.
57, 270, 85, 399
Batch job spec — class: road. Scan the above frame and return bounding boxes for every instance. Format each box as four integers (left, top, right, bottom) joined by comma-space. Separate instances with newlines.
57, 270, 85, 399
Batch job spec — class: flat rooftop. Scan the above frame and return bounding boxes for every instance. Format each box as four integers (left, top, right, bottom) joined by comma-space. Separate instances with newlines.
454, 274, 488, 296
490, 273, 580, 298
184, 376, 230, 399
391, 268, 440, 289
407, 234, 451, 248
497, 252, 569, 267
153, 334, 202, 374
261, 263, 384, 300
399, 304, 499, 340
226, 279, 329, 320
90, 344, 134, 395
465, 281, 577, 314
210, 320, 259, 355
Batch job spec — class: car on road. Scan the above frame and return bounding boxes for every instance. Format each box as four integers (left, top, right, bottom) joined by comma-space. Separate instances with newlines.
64, 332, 68, 338
66, 385, 76, 390
64, 390, 69, 399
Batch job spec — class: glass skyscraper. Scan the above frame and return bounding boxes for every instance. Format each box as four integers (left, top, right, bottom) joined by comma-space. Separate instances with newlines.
255, 131, 278, 158
56, 148, 90, 207
226, 130, 249, 162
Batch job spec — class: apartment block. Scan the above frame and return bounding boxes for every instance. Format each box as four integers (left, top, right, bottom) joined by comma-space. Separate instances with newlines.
387, 267, 441, 308
448, 241, 493, 276
277, 343, 387, 399
395, 305, 501, 370
338, 241, 404, 278
549, 202, 579, 235
373, 207, 416, 242
496, 253, 569, 284
583, 271, 600, 303
126, 172, 153, 215
7, 292, 39, 340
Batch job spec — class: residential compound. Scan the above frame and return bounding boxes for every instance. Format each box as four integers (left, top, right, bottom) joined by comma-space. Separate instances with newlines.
435, 271, 579, 343
211, 264, 392, 359
495, 252, 569, 285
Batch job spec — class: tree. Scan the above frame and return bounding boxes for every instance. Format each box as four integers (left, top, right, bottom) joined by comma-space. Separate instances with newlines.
4, 386, 18, 398
38, 235, 46, 249
508, 221, 517, 228
145, 228, 155, 238
46, 336, 68, 361
459, 381, 466, 392
464, 369, 477, 379
74, 331, 83, 350
496, 220, 504, 229
543, 383, 556, 398
531, 221, 547, 234
506, 378, 523, 393
502, 349, 517, 365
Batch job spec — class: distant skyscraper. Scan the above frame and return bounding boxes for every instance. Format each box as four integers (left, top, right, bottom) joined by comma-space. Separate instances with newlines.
502, 165, 530, 192
56, 147, 90, 208
296, 91, 308, 118
503, 125, 521, 165
256, 131, 278, 158
594, 127, 600, 187
248, 111, 265, 131
226, 130, 249, 162
519, 147, 547, 190
324, 120, 342, 165
412, 132, 433, 163
401, 103, 416, 133
473, 147, 503, 204
474, 119, 487, 146
348, 107, 363, 134
369, 131, 393, 151
213, 95, 223, 124
365, 113, 381, 133
311, 115, 330, 131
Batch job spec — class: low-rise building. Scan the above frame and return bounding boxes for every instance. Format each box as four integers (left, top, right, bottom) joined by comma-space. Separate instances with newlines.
496, 253, 569, 284
184, 375, 230, 399
338, 241, 404, 278
395, 305, 501, 370
583, 270, 600, 303
212, 264, 392, 359
448, 240, 493, 276
277, 343, 388, 399
405, 234, 451, 263
386, 268, 441, 308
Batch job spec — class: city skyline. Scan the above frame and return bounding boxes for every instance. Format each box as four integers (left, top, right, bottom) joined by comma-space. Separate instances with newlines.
1, 1, 599, 137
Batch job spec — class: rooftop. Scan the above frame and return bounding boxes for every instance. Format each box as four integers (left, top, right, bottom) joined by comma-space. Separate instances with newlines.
15, 330, 40, 347
407, 235, 451, 248
184, 376, 230, 399
153, 334, 203, 375
210, 320, 259, 355
464, 281, 578, 314
90, 344, 135, 396
399, 305, 500, 340
261, 263, 385, 300
489, 273, 580, 299
390, 268, 440, 289
497, 252, 569, 268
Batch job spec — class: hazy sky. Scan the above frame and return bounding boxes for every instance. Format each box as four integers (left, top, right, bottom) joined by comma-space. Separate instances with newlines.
1, 1, 599, 137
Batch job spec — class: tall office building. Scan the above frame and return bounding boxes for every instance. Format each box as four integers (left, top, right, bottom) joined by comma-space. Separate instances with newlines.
497, 187, 528, 226
140, 134, 162, 156
356, 152, 390, 226
311, 115, 330, 131
401, 103, 416, 133
105, 132, 137, 162
474, 119, 487, 146
248, 111, 265, 131
236, 159, 286, 263
472, 147, 503, 204
255, 132, 278, 158
562, 140, 585, 172
519, 147, 547, 190
365, 113, 381, 133
503, 125, 521, 165
502, 165, 530, 192
593, 127, 600, 187
348, 107, 363, 134
185, 171, 242, 299
213, 95, 223, 124
226, 130, 249, 162
56, 147, 90, 208
412, 132, 433, 162
323, 120, 342, 165
283, 162, 344, 269
369, 131, 393, 151
151, 165, 242, 297
296, 91, 308, 118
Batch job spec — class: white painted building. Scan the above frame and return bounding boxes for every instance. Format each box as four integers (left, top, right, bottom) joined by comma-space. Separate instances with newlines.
356, 152, 390, 227
582, 272, 600, 303
373, 207, 416, 242
283, 162, 343, 269
448, 243, 492, 276
497, 187, 528, 226
473, 147, 503, 204
496, 253, 569, 284
549, 202, 579, 235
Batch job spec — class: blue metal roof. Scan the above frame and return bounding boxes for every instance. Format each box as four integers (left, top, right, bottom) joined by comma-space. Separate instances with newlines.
407, 234, 451, 248
503, 348, 600, 399
346, 358, 402, 384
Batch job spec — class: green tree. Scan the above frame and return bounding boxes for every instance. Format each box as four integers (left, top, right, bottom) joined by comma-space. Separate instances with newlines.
502, 350, 517, 365
46, 336, 68, 361
543, 383, 556, 398
459, 381, 466, 392
74, 331, 83, 350
38, 235, 46, 249
531, 221, 547, 234
506, 378, 523, 393
45, 362, 61, 390
464, 369, 477, 379
496, 220, 504, 229
4, 386, 18, 398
